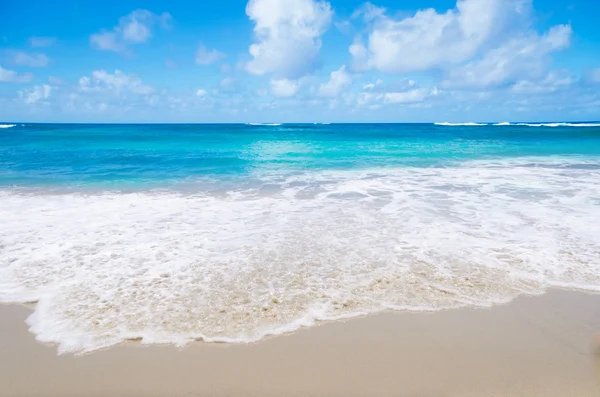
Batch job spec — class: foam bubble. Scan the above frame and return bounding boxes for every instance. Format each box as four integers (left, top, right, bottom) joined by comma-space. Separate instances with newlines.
1, 159, 600, 353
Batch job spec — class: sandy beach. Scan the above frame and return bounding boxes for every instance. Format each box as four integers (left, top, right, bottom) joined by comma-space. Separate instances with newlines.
1, 289, 599, 397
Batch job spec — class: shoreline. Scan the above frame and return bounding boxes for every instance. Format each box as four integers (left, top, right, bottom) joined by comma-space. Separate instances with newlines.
2, 289, 600, 396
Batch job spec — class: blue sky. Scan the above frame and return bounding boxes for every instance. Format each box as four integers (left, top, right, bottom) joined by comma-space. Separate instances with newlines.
1, 0, 599, 123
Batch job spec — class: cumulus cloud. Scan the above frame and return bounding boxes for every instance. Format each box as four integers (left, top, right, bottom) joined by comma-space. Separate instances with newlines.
511, 71, 573, 94
442, 24, 572, 89
195, 43, 225, 65
90, 9, 171, 53
29, 37, 56, 48
79, 70, 154, 95
357, 79, 439, 106
12, 51, 49, 67
383, 88, 437, 104
0, 65, 33, 83
350, 0, 531, 74
363, 79, 382, 90
18, 84, 52, 104
270, 78, 300, 97
246, 0, 333, 79
318, 65, 352, 97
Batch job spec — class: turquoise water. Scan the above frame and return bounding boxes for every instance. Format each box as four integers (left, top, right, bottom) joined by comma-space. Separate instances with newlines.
1, 122, 600, 353
2, 122, 600, 189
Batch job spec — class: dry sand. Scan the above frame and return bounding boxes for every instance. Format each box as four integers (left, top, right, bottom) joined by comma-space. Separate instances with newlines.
1, 289, 600, 397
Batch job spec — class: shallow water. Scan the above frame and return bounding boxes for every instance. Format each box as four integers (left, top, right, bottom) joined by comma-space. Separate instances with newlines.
1, 123, 599, 353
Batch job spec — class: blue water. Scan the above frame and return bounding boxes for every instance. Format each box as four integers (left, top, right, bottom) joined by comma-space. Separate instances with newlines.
2, 122, 600, 353
2, 122, 600, 190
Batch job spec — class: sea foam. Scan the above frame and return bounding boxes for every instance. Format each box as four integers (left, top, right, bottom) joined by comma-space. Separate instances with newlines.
246, 123, 282, 126
1, 160, 600, 354
516, 122, 600, 127
434, 122, 487, 126
0, 124, 16, 129
437, 122, 600, 127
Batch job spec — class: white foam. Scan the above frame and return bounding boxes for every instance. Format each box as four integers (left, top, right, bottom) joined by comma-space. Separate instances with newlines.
437, 122, 600, 127
515, 122, 600, 127
1, 159, 600, 354
0, 124, 16, 129
434, 122, 487, 126
246, 123, 282, 126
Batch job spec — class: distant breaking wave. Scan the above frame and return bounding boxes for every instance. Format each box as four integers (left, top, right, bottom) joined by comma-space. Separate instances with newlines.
246, 123, 282, 126
515, 123, 600, 128
437, 122, 600, 127
434, 122, 486, 126
0, 124, 16, 129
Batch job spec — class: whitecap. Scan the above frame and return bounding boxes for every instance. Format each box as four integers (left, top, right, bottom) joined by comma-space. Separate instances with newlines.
246, 123, 282, 126
434, 122, 487, 126
516, 122, 600, 127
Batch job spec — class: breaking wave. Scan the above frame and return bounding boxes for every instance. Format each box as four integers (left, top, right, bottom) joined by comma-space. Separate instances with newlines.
1, 159, 599, 354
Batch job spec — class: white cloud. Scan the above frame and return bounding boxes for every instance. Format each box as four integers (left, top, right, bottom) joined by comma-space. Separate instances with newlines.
246, 0, 333, 78
270, 78, 300, 97
357, 79, 438, 106
196, 89, 207, 97
13, 51, 49, 67
195, 43, 225, 65
442, 24, 572, 89
28, 37, 56, 48
511, 71, 573, 94
318, 65, 352, 97
383, 88, 436, 104
0, 65, 33, 83
351, 0, 531, 74
363, 79, 382, 90
219, 77, 236, 89
90, 9, 171, 53
18, 84, 52, 104
79, 70, 154, 95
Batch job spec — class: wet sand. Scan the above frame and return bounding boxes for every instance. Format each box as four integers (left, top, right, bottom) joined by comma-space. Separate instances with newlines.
1, 289, 600, 396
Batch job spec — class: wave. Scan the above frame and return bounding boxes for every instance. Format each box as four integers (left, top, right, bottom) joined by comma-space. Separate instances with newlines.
436, 122, 600, 128
434, 122, 487, 126
517, 122, 600, 128
493, 122, 600, 127
1, 160, 600, 354
246, 123, 282, 126
0, 124, 16, 129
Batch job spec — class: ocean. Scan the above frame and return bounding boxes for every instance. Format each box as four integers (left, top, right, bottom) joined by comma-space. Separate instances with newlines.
1, 122, 600, 353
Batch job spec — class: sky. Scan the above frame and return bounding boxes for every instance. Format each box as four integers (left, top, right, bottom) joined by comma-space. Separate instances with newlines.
1, 0, 599, 123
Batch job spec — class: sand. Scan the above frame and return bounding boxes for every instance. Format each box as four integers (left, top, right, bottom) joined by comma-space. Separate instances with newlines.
1, 289, 600, 397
